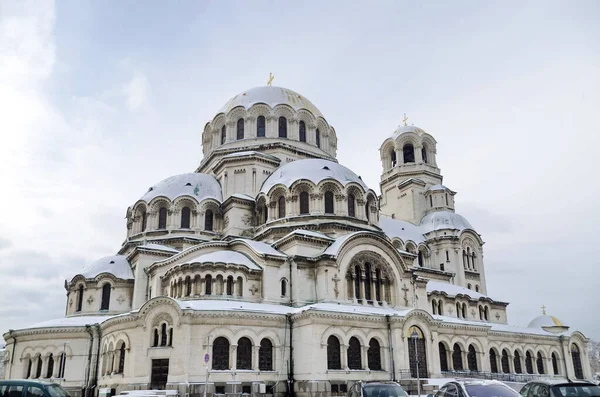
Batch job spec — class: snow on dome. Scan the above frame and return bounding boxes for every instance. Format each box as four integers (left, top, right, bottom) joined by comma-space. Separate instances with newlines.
77, 255, 133, 280
528, 314, 566, 328
140, 173, 222, 203
217, 86, 324, 118
260, 159, 369, 194
391, 125, 427, 139
420, 210, 474, 234
379, 214, 425, 244
185, 250, 262, 270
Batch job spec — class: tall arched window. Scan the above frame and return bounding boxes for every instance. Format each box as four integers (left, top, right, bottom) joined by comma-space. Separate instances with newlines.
281, 279, 287, 297
452, 344, 463, 370
26, 358, 32, 378
35, 356, 42, 378
221, 125, 226, 144
456, 302, 461, 318
462, 303, 467, 319
403, 144, 415, 163
259, 338, 273, 371
161, 323, 167, 347
418, 251, 424, 267
324, 191, 334, 214
299, 192, 309, 215
571, 344, 583, 379
354, 265, 362, 302
438, 300, 443, 315
347, 337, 362, 370
421, 146, 428, 163
368, 338, 381, 370
537, 352, 545, 374
299, 121, 306, 142
237, 118, 244, 140
158, 207, 167, 229
462, 250, 467, 269
181, 206, 191, 228
391, 150, 397, 167
472, 254, 477, 270
141, 211, 147, 232
118, 344, 126, 373
514, 350, 522, 373
408, 327, 428, 378
204, 209, 213, 231
375, 268, 382, 302
364, 263, 372, 302
205, 275, 212, 295
489, 349, 498, 373
257, 116, 266, 137
439, 343, 449, 372
525, 351, 534, 374
226, 276, 233, 296
185, 277, 192, 296
236, 337, 252, 370
76, 285, 84, 312
501, 349, 510, 373
551, 352, 559, 375
347, 194, 355, 217
153, 329, 159, 347
58, 353, 66, 378
46, 354, 54, 378
100, 283, 111, 311
236, 276, 243, 296
316, 129, 320, 148
278, 117, 287, 138
212, 337, 230, 370
467, 345, 477, 371
327, 335, 341, 370
278, 195, 286, 218
365, 201, 370, 221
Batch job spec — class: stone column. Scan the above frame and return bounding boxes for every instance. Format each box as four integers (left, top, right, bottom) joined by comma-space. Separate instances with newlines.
360, 277, 366, 305
231, 344, 237, 371
253, 346, 260, 370
341, 344, 349, 370
362, 345, 369, 370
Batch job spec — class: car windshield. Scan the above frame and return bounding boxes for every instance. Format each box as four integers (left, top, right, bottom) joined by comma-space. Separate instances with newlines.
551, 385, 600, 397
47, 385, 71, 397
363, 385, 409, 397
465, 385, 520, 397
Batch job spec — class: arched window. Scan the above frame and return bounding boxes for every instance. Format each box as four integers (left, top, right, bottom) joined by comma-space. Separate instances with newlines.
278, 195, 286, 218
462, 250, 467, 269
212, 337, 230, 370
501, 349, 510, 373
186, 277, 192, 296
35, 356, 42, 378
221, 125, 226, 144
403, 144, 415, 163
118, 344, 125, 374
58, 353, 66, 378
169, 328, 173, 346
368, 338, 381, 370
181, 206, 191, 228
327, 335, 341, 370
257, 116, 266, 137
347, 194, 356, 217
316, 129, 320, 148
236, 337, 252, 370
204, 209, 213, 231
418, 251, 424, 267
456, 302, 461, 318
226, 276, 233, 296
364, 263, 372, 301
489, 349, 498, 373
571, 344, 583, 379
422, 146, 428, 163
354, 265, 362, 302
158, 207, 167, 229
472, 254, 477, 270
76, 285, 84, 312
278, 117, 287, 138
299, 192, 309, 215
237, 118, 244, 140
141, 211, 147, 232
525, 351, 534, 374
259, 338, 273, 371
484, 307, 489, 321
430, 196, 433, 207
281, 279, 287, 297
100, 283, 111, 311
299, 121, 306, 142
536, 352, 545, 374
236, 276, 243, 296
375, 268, 382, 303
475, 285, 480, 292
205, 275, 212, 295
514, 350, 522, 373
408, 327, 428, 378
324, 191, 334, 214
391, 150, 397, 167
153, 329, 159, 347
26, 357, 32, 378
479, 306, 484, 320
439, 343, 449, 372
462, 303, 467, 319
161, 323, 168, 347
551, 352, 559, 375
452, 344, 463, 370
438, 300, 443, 315
445, 193, 449, 206
46, 354, 54, 378
467, 345, 477, 371
347, 337, 362, 370
365, 201, 370, 221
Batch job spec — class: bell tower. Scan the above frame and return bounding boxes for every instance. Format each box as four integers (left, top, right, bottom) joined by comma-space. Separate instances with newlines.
379, 124, 443, 224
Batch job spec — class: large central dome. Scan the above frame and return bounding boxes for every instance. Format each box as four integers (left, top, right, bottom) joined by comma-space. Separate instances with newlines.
217, 86, 324, 118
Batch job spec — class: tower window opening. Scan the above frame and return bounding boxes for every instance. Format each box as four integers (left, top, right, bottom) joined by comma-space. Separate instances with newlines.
237, 118, 244, 140
299, 121, 306, 142
324, 191, 334, 214
403, 144, 415, 163
278, 195, 286, 218
278, 117, 287, 138
299, 192, 309, 215
316, 128, 320, 148
221, 125, 226, 144
391, 150, 397, 167
257, 116, 266, 137
422, 146, 428, 163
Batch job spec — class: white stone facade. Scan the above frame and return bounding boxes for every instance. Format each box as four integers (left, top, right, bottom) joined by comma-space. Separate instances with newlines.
2, 86, 593, 397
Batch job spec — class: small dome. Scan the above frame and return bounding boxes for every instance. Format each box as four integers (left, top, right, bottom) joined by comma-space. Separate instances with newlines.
140, 173, 222, 203
528, 314, 566, 328
420, 210, 473, 234
392, 125, 427, 139
217, 86, 324, 118
260, 159, 369, 194
76, 255, 133, 280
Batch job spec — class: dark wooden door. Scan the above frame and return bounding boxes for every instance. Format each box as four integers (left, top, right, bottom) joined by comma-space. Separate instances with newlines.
151, 359, 169, 390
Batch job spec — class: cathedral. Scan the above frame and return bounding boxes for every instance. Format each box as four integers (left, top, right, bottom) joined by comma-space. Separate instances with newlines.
2, 85, 593, 397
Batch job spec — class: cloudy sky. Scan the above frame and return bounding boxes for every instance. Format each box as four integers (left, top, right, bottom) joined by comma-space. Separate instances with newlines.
1, 0, 598, 342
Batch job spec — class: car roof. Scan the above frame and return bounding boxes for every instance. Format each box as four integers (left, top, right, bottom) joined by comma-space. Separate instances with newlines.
360, 382, 403, 386
525, 380, 596, 386
0, 380, 58, 386
448, 380, 508, 387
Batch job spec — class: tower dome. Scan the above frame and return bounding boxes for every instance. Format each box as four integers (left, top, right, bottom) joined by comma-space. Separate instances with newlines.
75, 255, 133, 280
139, 173, 222, 203
528, 312, 569, 334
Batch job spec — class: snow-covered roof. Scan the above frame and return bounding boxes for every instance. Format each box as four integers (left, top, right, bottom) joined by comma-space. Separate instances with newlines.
322, 232, 364, 256
528, 314, 567, 328
427, 281, 488, 300
76, 255, 133, 280
222, 151, 280, 162
260, 159, 369, 194
379, 215, 425, 244
431, 314, 562, 336
22, 315, 116, 330
185, 250, 262, 270
139, 173, 222, 203
177, 299, 292, 315
138, 243, 180, 253
420, 210, 474, 234
230, 193, 255, 201
427, 184, 450, 191
279, 229, 334, 242
231, 238, 287, 257
217, 86, 324, 118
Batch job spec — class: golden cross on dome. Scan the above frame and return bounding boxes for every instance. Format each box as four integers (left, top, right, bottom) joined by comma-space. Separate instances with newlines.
402, 113, 409, 126
541, 305, 547, 315
267, 72, 275, 86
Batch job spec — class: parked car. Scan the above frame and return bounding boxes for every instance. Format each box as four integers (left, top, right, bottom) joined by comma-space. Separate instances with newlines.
0, 380, 71, 397
346, 381, 409, 397
520, 380, 600, 397
434, 379, 521, 397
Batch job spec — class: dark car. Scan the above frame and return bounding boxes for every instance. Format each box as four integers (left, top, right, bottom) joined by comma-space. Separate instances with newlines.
435, 379, 521, 397
0, 380, 71, 397
520, 380, 600, 397
347, 381, 409, 397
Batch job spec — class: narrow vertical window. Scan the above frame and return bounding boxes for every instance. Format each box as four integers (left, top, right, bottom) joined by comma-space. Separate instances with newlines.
76, 285, 84, 312
259, 339, 273, 371
489, 349, 498, 373
327, 336, 341, 370
299, 121, 306, 142
278, 195, 286, 218
501, 349, 510, 373
364, 263, 372, 302
26, 358, 32, 378
514, 350, 522, 373
153, 329, 159, 347
141, 211, 147, 232
281, 279, 287, 297
118, 344, 126, 373
430, 196, 433, 207
205, 275, 212, 295
452, 344, 463, 370
324, 191, 334, 214
467, 345, 477, 371
161, 323, 167, 347
36, 356, 42, 378
445, 250, 449, 261
347, 194, 355, 217
421, 146, 428, 163
316, 129, 320, 148
403, 144, 415, 163
391, 150, 397, 167
221, 125, 226, 144
375, 268, 382, 302
237, 118, 244, 140
236, 337, 252, 370
46, 354, 54, 378
365, 201, 370, 221
418, 251, 424, 267
445, 193, 449, 205
204, 209, 213, 231
278, 117, 287, 138
551, 352, 559, 375
212, 337, 230, 370
168, 328, 173, 346
439, 343, 449, 372
257, 116, 266, 137
354, 265, 362, 301
299, 192, 309, 214
226, 276, 233, 296
347, 337, 362, 370
181, 206, 191, 228
158, 207, 167, 229
100, 283, 111, 311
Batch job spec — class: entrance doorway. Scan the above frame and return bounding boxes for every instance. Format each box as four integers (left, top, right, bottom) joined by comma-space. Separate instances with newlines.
151, 359, 169, 390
